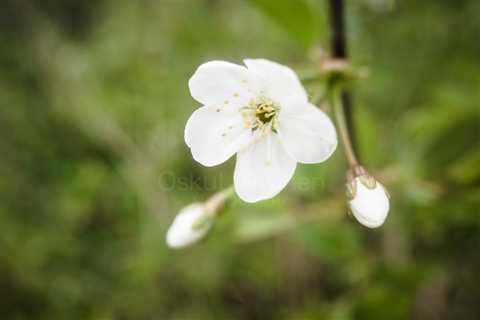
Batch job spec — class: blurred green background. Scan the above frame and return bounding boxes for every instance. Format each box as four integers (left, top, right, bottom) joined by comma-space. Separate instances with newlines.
1, 0, 479, 319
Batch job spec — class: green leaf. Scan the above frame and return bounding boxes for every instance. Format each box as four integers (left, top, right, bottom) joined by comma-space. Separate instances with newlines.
248, 0, 316, 47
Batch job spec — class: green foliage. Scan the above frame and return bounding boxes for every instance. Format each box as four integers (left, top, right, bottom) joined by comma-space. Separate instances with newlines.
248, 0, 317, 47
0, 0, 479, 319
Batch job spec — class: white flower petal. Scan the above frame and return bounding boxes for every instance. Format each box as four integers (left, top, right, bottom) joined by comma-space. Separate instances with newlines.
185, 105, 252, 167
189, 60, 254, 107
278, 103, 337, 163
244, 59, 307, 106
349, 177, 390, 228
234, 133, 296, 203
166, 204, 212, 249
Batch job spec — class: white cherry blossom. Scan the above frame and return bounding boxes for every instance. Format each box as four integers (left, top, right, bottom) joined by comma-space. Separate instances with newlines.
185, 59, 337, 203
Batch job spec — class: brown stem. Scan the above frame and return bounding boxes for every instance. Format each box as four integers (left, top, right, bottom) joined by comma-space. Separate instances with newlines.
328, 0, 359, 162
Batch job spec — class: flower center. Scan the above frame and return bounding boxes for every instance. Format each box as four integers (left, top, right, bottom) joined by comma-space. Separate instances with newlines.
241, 97, 280, 132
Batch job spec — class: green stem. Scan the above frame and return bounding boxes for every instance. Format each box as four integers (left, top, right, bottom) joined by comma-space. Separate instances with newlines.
205, 185, 235, 216
332, 88, 358, 167
193, 186, 235, 230
311, 88, 326, 105
222, 185, 235, 199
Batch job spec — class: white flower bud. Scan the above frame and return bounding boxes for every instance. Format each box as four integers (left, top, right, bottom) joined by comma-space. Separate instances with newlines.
166, 188, 233, 249
346, 167, 390, 228
166, 203, 212, 249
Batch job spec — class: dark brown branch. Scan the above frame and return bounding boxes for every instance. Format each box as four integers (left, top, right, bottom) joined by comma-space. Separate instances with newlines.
328, 0, 359, 160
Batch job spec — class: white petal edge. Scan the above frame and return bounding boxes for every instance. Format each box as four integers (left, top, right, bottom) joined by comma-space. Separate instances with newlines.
188, 60, 254, 107
166, 204, 212, 249
243, 59, 308, 107
185, 105, 252, 167
234, 132, 296, 203
349, 178, 390, 228
278, 102, 337, 164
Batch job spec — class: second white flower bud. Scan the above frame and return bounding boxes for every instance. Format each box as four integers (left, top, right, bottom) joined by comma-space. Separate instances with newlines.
166, 188, 232, 249
346, 166, 390, 228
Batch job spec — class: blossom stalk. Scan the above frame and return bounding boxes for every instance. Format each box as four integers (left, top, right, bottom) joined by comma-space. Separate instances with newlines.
332, 88, 358, 168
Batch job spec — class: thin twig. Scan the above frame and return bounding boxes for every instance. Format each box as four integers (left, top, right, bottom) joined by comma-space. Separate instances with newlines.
328, 0, 359, 161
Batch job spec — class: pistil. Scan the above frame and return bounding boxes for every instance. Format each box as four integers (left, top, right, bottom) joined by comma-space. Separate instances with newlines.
240, 97, 280, 133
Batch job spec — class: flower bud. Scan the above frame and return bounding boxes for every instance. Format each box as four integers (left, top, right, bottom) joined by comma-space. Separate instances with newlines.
166, 203, 212, 249
166, 188, 233, 249
346, 166, 390, 228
